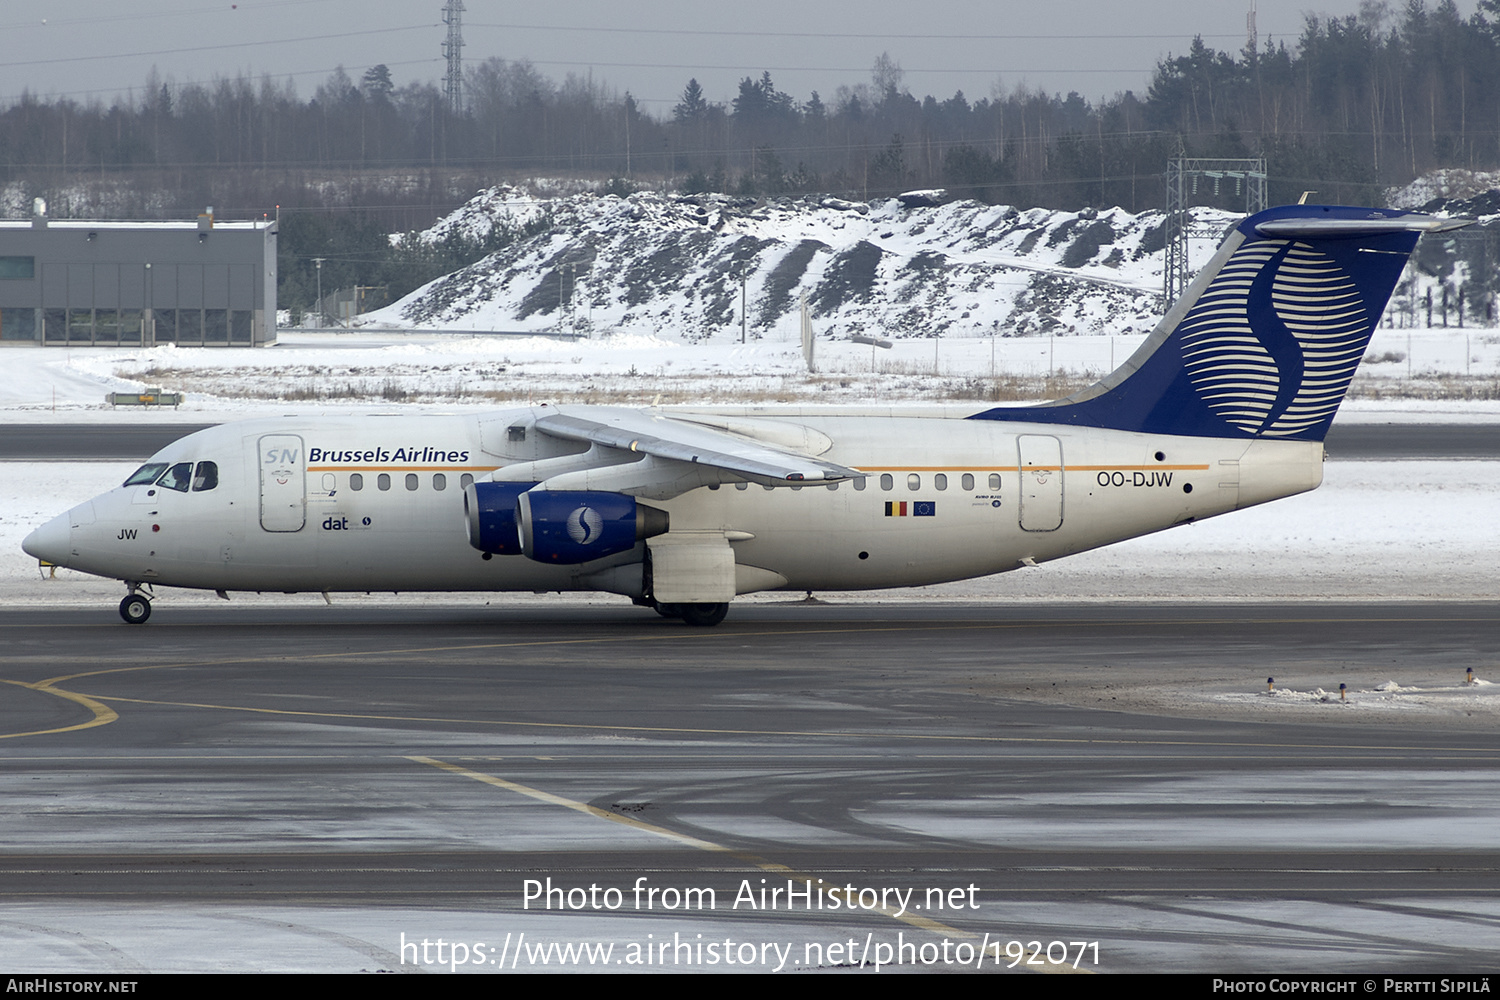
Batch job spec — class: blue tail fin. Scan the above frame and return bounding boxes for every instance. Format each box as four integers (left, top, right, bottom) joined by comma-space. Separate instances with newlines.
971, 205, 1469, 441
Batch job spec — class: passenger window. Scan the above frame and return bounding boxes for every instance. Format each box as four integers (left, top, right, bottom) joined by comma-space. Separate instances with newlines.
433, 473, 447, 491
735, 481, 749, 491
460, 474, 474, 488
157, 462, 192, 492
852, 477, 866, 491
962, 473, 974, 491
321, 473, 336, 492
405, 473, 419, 491
935, 473, 947, 491
907, 473, 920, 491
378, 474, 391, 491
124, 463, 168, 487
350, 473, 364, 491
988, 473, 1001, 490
192, 461, 219, 492
880, 474, 893, 491
826, 482, 838, 491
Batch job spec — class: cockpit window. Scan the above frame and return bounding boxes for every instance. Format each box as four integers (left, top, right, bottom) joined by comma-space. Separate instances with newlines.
124, 463, 169, 487
156, 462, 193, 492
191, 461, 219, 492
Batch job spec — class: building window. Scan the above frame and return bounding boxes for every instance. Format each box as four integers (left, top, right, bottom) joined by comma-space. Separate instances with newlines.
153, 309, 176, 343
204, 309, 229, 344
44, 309, 66, 342
68, 309, 92, 343
0, 308, 36, 341
94, 309, 120, 345
178, 309, 202, 343
119, 310, 142, 345
0, 257, 35, 280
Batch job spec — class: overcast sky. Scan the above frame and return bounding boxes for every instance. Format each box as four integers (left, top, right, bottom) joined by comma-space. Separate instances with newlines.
0, 1, 1480, 112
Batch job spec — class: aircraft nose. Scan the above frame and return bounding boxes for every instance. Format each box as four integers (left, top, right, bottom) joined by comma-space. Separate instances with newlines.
22, 511, 75, 566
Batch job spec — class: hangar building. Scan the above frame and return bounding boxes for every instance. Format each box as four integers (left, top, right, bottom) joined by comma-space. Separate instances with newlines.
0, 207, 277, 347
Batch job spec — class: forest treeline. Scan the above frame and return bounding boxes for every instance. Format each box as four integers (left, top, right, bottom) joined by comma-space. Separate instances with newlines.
6, 1, 1500, 218
7, 1, 1500, 311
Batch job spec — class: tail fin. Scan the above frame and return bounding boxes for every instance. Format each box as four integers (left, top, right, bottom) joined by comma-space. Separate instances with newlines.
971, 205, 1469, 441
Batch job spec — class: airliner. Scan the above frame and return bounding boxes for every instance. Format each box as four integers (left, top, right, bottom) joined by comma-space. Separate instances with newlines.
23, 205, 1466, 626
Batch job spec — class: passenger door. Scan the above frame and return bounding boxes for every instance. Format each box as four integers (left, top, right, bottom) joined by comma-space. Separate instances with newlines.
258, 434, 306, 531
1017, 434, 1063, 532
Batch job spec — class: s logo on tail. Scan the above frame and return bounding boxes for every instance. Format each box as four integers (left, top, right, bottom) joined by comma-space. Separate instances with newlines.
972, 205, 1469, 442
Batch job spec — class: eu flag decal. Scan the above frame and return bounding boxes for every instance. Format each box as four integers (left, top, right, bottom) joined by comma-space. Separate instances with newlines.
886, 501, 936, 517
913, 501, 936, 517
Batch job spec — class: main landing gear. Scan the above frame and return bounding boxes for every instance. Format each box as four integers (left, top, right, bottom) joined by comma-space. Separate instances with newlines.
655, 602, 729, 627
119, 592, 152, 625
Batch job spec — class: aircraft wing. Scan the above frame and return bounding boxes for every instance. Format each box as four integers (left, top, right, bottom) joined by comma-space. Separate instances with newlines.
529, 407, 861, 498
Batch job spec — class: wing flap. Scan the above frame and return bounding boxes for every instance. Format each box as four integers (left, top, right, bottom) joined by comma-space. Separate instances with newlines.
534, 408, 860, 485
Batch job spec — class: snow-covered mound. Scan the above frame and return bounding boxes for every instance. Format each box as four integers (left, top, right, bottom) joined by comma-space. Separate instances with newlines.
367, 189, 1243, 342
1387, 169, 1500, 212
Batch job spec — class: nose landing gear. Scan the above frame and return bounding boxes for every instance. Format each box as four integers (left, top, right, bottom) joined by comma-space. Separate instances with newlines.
119, 592, 152, 625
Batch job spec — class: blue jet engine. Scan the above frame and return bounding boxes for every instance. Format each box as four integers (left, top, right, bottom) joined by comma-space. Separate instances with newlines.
464, 481, 539, 555
465, 483, 669, 563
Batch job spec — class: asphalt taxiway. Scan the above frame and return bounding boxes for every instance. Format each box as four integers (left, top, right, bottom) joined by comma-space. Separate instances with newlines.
1, 602, 1497, 973
1, 421, 1497, 461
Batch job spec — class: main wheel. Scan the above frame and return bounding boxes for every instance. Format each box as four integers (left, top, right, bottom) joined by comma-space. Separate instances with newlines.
119, 594, 151, 625
675, 602, 729, 628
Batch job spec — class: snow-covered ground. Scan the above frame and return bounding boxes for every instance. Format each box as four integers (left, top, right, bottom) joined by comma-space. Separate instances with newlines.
4, 323, 1500, 419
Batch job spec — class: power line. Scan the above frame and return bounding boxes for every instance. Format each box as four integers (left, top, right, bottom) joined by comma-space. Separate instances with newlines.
0, 0, 345, 31
465, 21, 1281, 43
1, 24, 434, 69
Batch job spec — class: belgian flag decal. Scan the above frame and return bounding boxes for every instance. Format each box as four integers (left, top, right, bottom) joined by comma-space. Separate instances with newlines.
885, 501, 936, 517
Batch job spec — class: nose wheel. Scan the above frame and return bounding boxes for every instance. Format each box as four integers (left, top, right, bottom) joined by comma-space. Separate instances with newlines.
119, 594, 152, 625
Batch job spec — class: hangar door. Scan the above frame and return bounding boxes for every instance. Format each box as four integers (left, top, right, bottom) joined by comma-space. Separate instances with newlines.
1017, 434, 1063, 532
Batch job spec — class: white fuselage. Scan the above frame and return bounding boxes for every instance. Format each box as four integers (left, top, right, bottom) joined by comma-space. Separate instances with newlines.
35, 406, 1323, 597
